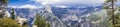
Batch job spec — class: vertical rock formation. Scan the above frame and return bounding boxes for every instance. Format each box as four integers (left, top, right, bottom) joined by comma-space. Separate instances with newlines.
45, 5, 52, 13
4, 10, 10, 17
0, 0, 7, 18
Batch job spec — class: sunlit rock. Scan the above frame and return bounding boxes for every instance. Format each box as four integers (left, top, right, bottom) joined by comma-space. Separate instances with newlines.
4, 10, 11, 17
45, 5, 52, 13
32, 25, 37, 27
15, 16, 28, 26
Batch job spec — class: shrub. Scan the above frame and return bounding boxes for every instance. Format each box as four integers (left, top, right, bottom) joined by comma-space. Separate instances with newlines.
0, 18, 21, 27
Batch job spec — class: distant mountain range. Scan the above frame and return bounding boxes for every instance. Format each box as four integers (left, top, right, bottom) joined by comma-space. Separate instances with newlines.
6, 5, 105, 27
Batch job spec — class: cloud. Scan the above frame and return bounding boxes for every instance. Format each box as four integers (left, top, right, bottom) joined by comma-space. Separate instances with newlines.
77, 6, 86, 8
55, 5, 69, 8
31, 0, 60, 5
9, 4, 42, 9
8, 6, 17, 8
19, 4, 38, 9
32, 0, 105, 5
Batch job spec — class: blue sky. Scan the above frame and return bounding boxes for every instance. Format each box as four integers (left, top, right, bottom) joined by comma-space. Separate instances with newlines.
9, 0, 40, 6
8, 0, 120, 9
8, 0, 42, 8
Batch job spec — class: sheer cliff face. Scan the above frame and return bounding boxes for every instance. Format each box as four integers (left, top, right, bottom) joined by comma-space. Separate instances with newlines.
41, 7, 66, 27
45, 5, 53, 13
0, 0, 6, 18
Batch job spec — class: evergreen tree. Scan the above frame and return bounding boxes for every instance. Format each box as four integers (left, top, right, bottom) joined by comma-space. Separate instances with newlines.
103, 0, 120, 27
34, 13, 50, 27
11, 8, 15, 20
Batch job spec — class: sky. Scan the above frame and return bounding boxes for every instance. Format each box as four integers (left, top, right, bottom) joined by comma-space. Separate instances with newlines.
8, 0, 120, 9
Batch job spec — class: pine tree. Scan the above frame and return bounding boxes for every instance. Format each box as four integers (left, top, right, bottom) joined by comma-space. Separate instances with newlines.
34, 13, 50, 27
11, 8, 15, 20
103, 0, 120, 27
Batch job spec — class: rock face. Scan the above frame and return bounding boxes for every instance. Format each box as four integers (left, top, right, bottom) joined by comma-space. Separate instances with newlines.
0, 0, 8, 18
15, 16, 28, 26
40, 5, 93, 27
40, 5, 66, 27
4, 10, 10, 17
45, 5, 53, 13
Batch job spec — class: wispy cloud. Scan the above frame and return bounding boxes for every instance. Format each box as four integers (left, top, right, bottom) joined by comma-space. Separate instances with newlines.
19, 4, 38, 9
9, 6, 17, 8
31, 0, 105, 6
55, 5, 69, 8
9, 4, 42, 9
31, 0, 60, 5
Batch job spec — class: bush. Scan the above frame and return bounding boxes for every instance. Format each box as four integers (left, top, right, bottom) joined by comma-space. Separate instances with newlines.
22, 25, 29, 27
0, 18, 21, 27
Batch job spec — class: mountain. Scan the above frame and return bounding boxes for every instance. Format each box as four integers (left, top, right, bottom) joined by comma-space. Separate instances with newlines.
6, 5, 106, 27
